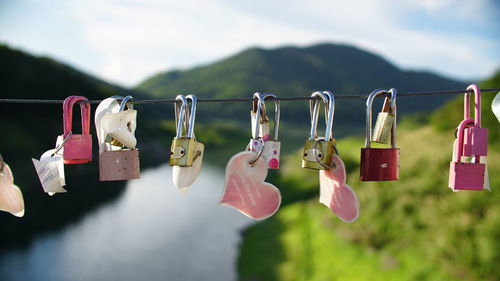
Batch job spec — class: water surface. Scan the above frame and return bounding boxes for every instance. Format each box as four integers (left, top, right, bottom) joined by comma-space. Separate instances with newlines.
0, 165, 252, 281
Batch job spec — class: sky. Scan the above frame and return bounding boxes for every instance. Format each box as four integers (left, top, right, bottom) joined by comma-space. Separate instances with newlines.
0, 0, 499, 87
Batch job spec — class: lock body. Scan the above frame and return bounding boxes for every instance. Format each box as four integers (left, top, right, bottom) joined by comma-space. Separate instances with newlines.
448, 162, 485, 190
63, 134, 93, 164
99, 149, 140, 181
169, 137, 202, 167
301, 139, 336, 170
463, 127, 488, 156
360, 148, 399, 181
249, 139, 281, 169
371, 112, 394, 144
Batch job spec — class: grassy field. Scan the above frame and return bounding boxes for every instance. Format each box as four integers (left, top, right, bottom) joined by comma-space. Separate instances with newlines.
237, 69, 500, 281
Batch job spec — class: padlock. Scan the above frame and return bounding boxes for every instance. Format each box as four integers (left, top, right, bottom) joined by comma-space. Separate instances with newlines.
371, 97, 395, 144
62, 96, 92, 164
360, 88, 400, 181
97, 96, 140, 181
302, 91, 337, 170
169, 95, 205, 167
462, 84, 488, 156
248, 92, 281, 169
449, 118, 485, 190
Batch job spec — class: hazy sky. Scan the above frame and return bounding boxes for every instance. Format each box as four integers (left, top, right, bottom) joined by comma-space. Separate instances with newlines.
1, 0, 499, 87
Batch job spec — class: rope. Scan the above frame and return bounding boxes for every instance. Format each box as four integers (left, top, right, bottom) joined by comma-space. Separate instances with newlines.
0, 88, 499, 104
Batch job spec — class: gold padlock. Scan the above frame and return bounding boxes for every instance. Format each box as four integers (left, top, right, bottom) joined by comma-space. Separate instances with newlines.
302, 91, 337, 170
169, 137, 202, 167
302, 139, 337, 169
371, 97, 395, 144
169, 95, 205, 167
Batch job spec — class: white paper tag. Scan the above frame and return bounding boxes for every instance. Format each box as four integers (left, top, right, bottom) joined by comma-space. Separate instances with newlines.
32, 149, 66, 195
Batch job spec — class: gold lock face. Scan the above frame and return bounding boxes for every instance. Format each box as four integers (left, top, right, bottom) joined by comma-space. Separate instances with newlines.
371, 112, 394, 144
105, 135, 124, 147
169, 137, 202, 167
301, 139, 337, 170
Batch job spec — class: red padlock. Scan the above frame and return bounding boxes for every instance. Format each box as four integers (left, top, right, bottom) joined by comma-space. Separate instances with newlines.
463, 84, 488, 156
449, 118, 485, 190
62, 96, 92, 164
360, 88, 400, 181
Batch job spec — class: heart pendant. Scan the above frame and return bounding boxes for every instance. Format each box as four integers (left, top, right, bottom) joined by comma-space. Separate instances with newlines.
220, 151, 281, 220
0, 163, 25, 217
319, 154, 360, 222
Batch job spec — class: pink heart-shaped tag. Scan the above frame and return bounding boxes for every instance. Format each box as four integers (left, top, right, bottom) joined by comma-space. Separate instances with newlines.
0, 163, 25, 217
319, 155, 360, 222
220, 151, 281, 220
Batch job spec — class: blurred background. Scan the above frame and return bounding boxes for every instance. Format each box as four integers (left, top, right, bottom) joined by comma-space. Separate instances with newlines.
0, 1, 499, 280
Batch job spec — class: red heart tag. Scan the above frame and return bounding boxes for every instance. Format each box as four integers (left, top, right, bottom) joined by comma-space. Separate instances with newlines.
220, 151, 281, 220
319, 154, 360, 222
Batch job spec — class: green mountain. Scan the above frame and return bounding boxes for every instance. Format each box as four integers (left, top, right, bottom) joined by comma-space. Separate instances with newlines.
0, 44, 148, 248
238, 71, 500, 281
137, 43, 467, 139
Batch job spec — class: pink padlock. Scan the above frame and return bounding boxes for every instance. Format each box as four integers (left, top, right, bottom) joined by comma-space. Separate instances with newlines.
463, 84, 488, 156
62, 96, 92, 164
449, 118, 485, 191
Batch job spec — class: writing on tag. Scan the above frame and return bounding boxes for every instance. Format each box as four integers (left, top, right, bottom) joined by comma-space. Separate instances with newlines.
220, 151, 281, 220
319, 154, 360, 222
32, 149, 66, 195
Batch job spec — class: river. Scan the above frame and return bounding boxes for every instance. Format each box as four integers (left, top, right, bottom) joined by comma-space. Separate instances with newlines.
0, 165, 253, 281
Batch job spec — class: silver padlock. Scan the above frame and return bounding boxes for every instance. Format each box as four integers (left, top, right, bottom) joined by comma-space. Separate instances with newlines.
248, 92, 281, 169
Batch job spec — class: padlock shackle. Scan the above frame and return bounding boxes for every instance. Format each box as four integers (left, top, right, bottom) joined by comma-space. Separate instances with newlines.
185, 95, 197, 139
464, 84, 481, 127
365, 88, 397, 148
454, 118, 475, 162
63, 96, 91, 138
174, 95, 188, 139
252, 92, 280, 141
309, 91, 334, 141
118, 96, 134, 111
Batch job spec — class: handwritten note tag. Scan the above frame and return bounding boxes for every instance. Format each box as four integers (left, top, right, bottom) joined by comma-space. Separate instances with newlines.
319, 154, 360, 222
220, 151, 281, 220
32, 149, 66, 195
0, 163, 25, 217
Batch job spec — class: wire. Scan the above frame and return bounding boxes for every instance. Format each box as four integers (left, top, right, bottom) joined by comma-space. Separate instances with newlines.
0, 88, 499, 104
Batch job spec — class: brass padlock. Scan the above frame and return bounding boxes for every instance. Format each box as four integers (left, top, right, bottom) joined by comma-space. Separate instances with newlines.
372, 96, 395, 144
303, 138, 337, 170
169, 95, 205, 167
302, 91, 337, 170
169, 137, 200, 166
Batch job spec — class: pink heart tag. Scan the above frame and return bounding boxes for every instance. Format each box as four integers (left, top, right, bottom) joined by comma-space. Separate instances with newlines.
319, 154, 360, 222
0, 163, 25, 217
220, 151, 281, 220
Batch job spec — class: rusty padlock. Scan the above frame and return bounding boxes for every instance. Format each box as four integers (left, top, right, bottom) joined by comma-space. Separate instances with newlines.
449, 118, 485, 190
463, 84, 488, 157
169, 95, 204, 167
360, 88, 400, 181
302, 91, 337, 170
62, 96, 92, 164
248, 92, 281, 169
97, 96, 140, 181
371, 96, 395, 144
